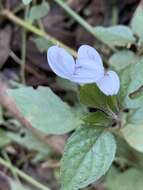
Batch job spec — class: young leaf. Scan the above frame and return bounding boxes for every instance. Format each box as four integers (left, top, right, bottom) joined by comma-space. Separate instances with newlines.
22, 0, 32, 5
34, 37, 52, 52
83, 111, 112, 127
94, 25, 135, 47
124, 59, 143, 108
109, 50, 139, 71
28, 1, 49, 23
8, 87, 81, 134
118, 65, 132, 103
80, 84, 114, 110
61, 127, 116, 190
131, 3, 143, 43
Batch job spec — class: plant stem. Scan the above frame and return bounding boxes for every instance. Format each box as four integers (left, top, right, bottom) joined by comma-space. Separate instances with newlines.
53, 0, 116, 52
1, 9, 77, 57
2, 150, 21, 184
0, 157, 51, 190
54, 0, 96, 37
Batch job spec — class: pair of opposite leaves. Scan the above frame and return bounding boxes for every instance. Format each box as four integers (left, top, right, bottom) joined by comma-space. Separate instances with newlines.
47, 45, 120, 96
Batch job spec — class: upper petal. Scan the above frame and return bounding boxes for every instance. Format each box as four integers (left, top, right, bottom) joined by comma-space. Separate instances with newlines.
96, 70, 120, 96
77, 45, 103, 68
47, 46, 75, 79
71, 58, 104, 84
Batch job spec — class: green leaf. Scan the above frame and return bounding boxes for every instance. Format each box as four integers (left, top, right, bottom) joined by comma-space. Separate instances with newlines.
94, 25, 135, 47
131, 4, 143, 43
34, 37, 52, 52
118, 65, 132, 103
121, 123, 143, 152
124, 60, 143, 108
109, 50, 139, 71
61, 127, 116, 190
8, 87, 81, 134
28, 1, 49, 23
106, 169, 143, 190
121, 107, 143, 153
127, 107, 143, 124
22, 0, 32, 5
83, 111, 112, 127
80, 84, 114, 110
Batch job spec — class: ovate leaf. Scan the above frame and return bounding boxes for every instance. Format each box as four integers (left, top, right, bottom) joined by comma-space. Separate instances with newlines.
94, 25, 135, 47
124, 60, 143, 108
121, 107, 143, 153
34, 37, 52, 52
61, 127, 116, 190
8, 87, 81, 134
83, 111, 112, 127
28, 1, 49, 23
109, 50, 139, 71
119, 65, 132, 102
131, 4, 143, 43
80, 84, 114, 110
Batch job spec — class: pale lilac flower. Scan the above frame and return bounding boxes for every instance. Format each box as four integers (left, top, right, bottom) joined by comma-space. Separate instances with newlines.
47, 45, 120, 96
96, 70, 120, 96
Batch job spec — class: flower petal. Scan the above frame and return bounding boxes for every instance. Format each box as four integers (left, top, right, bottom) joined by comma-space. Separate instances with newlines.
71, 59, 104, 84
47, 46, 75, 79
77, 45, 103, 68
96, 70, 120, 96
